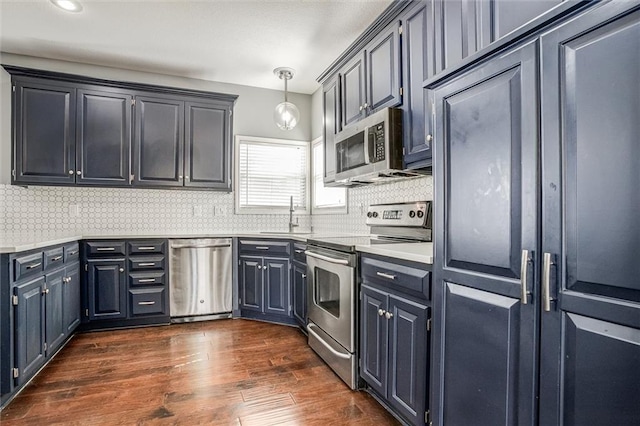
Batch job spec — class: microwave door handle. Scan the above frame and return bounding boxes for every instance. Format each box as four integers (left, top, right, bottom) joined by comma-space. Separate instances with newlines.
363, 126, 372, 165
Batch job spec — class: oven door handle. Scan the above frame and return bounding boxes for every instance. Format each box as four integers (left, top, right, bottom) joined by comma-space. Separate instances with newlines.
307, 324, 351, 360
305, 251, 349, 265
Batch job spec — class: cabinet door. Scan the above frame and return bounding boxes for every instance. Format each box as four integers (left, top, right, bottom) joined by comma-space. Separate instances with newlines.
388, 295, 429, 426
133, 95, 184, 187
14, 276, 46, 386
322, 76, 340, 184
292, 262, 307, 326
365, 21, 401, 113
340, 53, 366, 127
240, 256, 262, 312
13, 79, 76, 185
87, 259, 126, 320
401, 1, 435, 169
264, 258, 290, 316
493, 0, 564, 39
63, 262, 81, 334
434, 0, 492, 73
360, 285, 388, 398
184, 100, 231, 190
45, 269, 65, 356
539, 4, 640, 425
432, 41, 539, 426
76, 88, 132, 186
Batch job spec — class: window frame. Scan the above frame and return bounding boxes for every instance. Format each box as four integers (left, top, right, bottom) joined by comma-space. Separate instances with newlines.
234, 135, 310, 215
311, 137, 348, 215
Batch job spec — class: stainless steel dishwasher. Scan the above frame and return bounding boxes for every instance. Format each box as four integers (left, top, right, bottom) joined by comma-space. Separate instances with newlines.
169, 238, 232, 322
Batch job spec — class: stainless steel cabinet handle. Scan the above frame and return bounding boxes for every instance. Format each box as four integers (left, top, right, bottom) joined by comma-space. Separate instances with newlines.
359, 105, 364, 111
295, 250, 304, 254
385, 311, 393, 320
138, 278, 156, 283
378, 309, 386, 317
542, 253, 555, 312
255, 246, 270, 250
138, 301, 156, 305
51, 256, 63, 261
301, 274, 306, 278
96, 247, 115, 251
257, 265, 262, 270
76, 170, 81, 175
138, 247, 156, 250
363, 103, 369, 109
42, 288, 49, 295
68, 170, 74, 175
305, 251, 349, 265
426, 134, 433, 142
520, 250, 532, 304
138, 263, 156, 266
67, 250, 78, 256
119, 267, 124, 273
376, 272, 396, 280
26, 262, 42, 270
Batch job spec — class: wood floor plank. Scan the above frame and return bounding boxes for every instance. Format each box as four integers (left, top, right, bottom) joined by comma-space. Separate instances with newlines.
1, 319, 399, 425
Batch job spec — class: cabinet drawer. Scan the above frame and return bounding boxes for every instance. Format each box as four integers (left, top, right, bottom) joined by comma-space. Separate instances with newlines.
43, 246, 64, 271
13, 252, 44, 281
361, 255, 431, 300
128, 240, 165, 255
86, 241, 126, 256
293, 243, 307, 263
128, 255, 165, 271
129, 271, 165, 286
64, 243, 80, 263
239, 240, 291, 256
129, 288, 166, 316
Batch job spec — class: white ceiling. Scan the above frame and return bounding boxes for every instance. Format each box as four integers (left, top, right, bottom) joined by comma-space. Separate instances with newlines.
0, 0, 393, 95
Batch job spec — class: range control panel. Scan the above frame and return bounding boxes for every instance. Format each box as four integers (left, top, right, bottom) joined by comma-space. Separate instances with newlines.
365, 201, 431, 227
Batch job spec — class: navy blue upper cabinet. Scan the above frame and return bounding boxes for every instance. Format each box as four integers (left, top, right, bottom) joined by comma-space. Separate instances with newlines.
538, 3, 640, 425
133, 95, 184, 187
431, 40, 539, 426
339, 21, 401, 128
322, 75, 340, 184
401, 1, 435, 170
184, 100, 232, 190
12, 78, 76, 185
493, 0, 564, 39
76, 87, 132, 186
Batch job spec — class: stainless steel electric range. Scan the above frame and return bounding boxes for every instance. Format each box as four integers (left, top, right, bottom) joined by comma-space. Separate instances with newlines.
305, 201, 432, 389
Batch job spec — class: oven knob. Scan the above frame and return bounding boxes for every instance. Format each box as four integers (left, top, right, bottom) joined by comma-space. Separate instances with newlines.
409, 210, 416, 218
367, 212, 373, 218
417, 210, 424, 218
372, 212, 379, 218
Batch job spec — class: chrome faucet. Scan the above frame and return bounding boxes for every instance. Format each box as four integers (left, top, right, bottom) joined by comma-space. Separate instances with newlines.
289, 196, 299, 232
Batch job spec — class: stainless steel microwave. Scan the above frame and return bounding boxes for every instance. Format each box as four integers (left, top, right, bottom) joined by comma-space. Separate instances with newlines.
334, 107, 406, 183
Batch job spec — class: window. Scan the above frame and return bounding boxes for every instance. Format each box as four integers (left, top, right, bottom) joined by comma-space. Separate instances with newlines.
312, 137, 347, 214
235, 135, 309, 214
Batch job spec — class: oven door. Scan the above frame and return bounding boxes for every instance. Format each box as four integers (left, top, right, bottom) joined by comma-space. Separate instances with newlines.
305, 247, 356, 352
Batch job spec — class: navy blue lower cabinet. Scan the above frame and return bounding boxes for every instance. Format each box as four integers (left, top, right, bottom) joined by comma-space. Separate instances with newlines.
63, 262, 81, 334
87, 259, 127, 320
264, 258, 290, 316
14, 275, 46, 387
292, 261, 307, 328
44, 269, 66, 357
239, 256, 263, 312
360, 282, 429, 426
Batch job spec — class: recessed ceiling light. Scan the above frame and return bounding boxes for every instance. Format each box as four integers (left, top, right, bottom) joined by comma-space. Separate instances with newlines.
50, 0, 83, 13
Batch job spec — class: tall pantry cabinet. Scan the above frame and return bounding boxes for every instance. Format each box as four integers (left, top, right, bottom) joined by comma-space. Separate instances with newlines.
430, 1, 640, 425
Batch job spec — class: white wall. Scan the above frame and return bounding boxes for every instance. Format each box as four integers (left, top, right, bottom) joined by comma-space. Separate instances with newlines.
311, 87, 323, 140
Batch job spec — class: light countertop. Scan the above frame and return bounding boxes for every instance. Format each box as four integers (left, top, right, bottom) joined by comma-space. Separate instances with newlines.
356, 242, 433, 265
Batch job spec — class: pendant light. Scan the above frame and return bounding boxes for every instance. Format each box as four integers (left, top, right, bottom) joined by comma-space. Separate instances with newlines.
273, 67, 300, 131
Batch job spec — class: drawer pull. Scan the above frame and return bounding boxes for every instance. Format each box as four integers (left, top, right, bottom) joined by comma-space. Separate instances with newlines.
138, 247, 156, 250
51, 256, 63, 261
138, 301, 156, 306
138, 278, 156, 283
295, 249, 304, 254
67, 250, 78, 256
376, 272, 396, 280
96, 247, 116, 251
255, 246, 270, 250
138, 262, 156, 267
26, 262, 42, 270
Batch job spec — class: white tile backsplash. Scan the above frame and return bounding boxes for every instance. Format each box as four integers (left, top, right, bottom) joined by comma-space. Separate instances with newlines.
0, 175, 432, 238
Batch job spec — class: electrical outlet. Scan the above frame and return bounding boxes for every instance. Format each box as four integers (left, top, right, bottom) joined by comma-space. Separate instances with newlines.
68, 204, 79, 217
193, 205, 203, 217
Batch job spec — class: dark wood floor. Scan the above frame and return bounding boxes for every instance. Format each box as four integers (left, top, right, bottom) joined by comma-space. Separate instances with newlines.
1, 319, 399, 425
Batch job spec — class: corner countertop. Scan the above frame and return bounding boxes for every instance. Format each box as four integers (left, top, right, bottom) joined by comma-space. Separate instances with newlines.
355, 242, 433, 265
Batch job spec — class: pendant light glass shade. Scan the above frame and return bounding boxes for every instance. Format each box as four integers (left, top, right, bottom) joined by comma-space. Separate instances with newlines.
274, 67, 299, 131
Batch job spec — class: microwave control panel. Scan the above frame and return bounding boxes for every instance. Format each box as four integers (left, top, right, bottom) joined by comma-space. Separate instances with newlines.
368, 122, 386, 162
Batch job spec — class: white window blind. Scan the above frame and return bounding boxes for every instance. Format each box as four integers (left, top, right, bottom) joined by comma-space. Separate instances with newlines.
236, 136, 308, 212
312, 138, 347, 213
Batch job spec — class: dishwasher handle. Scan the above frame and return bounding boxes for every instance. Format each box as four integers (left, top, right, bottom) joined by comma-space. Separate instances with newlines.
171, 244, 231, 249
